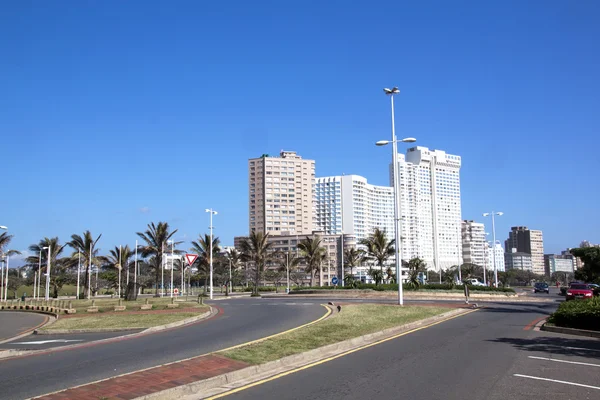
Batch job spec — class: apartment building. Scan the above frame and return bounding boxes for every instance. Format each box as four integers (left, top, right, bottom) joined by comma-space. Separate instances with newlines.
248, 151, 315, 236
505, 249, 533, 271
486, 242, 506, 272
544, 254, 575, 275
504, 226, 545, 275
391, 146, 463, 271
461, 220, 487, 267
314, 175, 394, 240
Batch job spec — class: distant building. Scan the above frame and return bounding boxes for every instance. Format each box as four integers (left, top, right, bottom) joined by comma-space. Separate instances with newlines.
505, 248, 533, 271
486, 242, 505, 272
248, 150, 315, 236
544, 254, 575, 275
579, 240, 600, 248
504, 227, 544, 275
462, 220, 487, 267
562, 249, 583, 270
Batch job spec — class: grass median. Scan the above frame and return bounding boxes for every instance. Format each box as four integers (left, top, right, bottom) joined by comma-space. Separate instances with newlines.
221, 304, 448, 364
39, 310, 209, 332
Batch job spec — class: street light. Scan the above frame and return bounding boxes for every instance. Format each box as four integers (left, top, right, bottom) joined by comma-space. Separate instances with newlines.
0, 226, 6, 301
377, 86, 416, 306
168, 240, 175, 298
43, 246, 51, 301
483, 212, 503, 287
205, 209, 218, 299
0, 226, 7, 230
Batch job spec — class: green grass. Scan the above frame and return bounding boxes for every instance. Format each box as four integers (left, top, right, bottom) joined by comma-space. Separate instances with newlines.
39, 311, 207, 332
221, 304, 448, 365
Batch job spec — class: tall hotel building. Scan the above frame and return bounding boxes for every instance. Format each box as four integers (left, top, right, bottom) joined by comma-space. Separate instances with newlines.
391, 146, 463, 271
248, 151, 315, 235
314, 175, 394, 240
504, 226, 545, 275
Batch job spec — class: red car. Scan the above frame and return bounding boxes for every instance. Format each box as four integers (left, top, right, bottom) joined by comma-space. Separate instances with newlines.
566, 283, 594, 301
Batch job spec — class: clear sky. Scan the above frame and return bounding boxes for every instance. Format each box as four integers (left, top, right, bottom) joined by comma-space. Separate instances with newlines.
2, 0, 599, 265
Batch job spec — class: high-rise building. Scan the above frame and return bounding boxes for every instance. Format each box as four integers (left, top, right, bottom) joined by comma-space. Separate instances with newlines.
544, 254, 574, 275
486, 242, 506, 272
314, 175, 394, 240
562, 249, 583, 270
504, 226, 545, 275
391, 146, 462, 271
461, 220, 487, 267
248, 151, 315, 236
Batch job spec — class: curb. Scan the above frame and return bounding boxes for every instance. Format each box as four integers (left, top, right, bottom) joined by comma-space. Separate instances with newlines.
541, 323, 600, 339
132, 307, 476, 400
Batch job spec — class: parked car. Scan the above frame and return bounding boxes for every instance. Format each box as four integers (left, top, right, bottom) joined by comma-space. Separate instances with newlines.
533, 282, 549, 294
588, 283, 600, 296
566, 283, 595, 301
465, 278, 486, 286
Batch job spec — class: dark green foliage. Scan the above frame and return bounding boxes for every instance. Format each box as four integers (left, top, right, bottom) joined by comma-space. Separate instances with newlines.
548, 297, 600, 331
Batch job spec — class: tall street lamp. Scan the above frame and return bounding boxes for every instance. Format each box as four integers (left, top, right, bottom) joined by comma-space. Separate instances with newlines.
205, 208, 217, 300
168, 240, 175, 298
483, 212, 503, 287
43, 245, 51, 301
76, 250, 81, 300
376, 86, 416, 306
0, 226, 7, 301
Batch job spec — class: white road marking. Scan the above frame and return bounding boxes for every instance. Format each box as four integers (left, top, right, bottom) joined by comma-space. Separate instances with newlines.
565, 346, 600, 353
528, 356, 600, 367
514, 374, 600, 390
13, 339, 84, 345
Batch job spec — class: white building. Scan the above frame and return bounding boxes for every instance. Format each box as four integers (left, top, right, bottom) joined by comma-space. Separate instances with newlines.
486, 242, 505, 272
314, 175, 394, 240
391, 146, 463, 271
462, 220, 487, 267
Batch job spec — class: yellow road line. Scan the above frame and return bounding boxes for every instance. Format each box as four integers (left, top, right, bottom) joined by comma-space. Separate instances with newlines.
217, 304, 332, 353
207, 308, 479, 399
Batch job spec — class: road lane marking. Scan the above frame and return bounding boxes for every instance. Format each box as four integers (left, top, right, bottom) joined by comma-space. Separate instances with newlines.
523, 316, 547, 331
514, 374, 600, 390
528, 356, 600, 367
206, 308, 478, 399
13, 339, 84, 345
565, 346, 600, 353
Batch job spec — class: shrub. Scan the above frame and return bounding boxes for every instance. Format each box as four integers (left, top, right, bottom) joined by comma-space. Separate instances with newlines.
547, 297, 600, 331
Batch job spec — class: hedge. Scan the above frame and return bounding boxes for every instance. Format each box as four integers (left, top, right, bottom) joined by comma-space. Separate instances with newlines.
291, 283, 515, 293
547, 297, 600, 331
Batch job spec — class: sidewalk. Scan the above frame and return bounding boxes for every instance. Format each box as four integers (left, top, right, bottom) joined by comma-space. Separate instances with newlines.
35, 354, 249, 400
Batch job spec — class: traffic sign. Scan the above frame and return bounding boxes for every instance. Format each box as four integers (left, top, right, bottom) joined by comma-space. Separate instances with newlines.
185, 254, 198, 266
174, 288, 179, 295
331, 276, 339, 285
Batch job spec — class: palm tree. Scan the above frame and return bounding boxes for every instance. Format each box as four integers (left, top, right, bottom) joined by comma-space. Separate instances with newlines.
190, 233, 221, 294
297, 236, 327, 287
407, 257, 427, 287
0, 232, 21, 256
359, 228, 395, 274
225, 248, 242, 294
275, 250, 301, 289
105, 245, 135, 295
239, 232, 274, 295
344, 248, 365, 277
26, 237, 67, 298
136, 222, 181, 296
67, 231, 102, 298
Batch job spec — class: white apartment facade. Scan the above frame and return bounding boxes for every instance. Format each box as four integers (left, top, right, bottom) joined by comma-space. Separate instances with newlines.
392, 146, 463, 271
486, 242, 506, 272
248, 151, 315, 235
314, 175, 394, 240
462, 220, 487, 267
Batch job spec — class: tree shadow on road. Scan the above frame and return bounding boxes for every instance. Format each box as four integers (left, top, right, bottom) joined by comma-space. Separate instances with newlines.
487, 336, 600, 361
478, 305, 555, 316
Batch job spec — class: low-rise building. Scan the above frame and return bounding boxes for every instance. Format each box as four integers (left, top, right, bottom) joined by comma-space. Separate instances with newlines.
544, 254, 575, 275
505, 249, 533, 271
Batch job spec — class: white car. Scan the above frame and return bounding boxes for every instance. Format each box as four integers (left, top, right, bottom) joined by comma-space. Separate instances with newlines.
466, 278, 486, 286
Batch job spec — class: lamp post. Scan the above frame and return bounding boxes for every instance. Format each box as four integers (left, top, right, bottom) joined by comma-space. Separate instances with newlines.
169, 240, 174, 298
44, 245, 51, 301
88, 243, 93, 299
161, 242, 165, 297
0, 226, 7, 301
376, 86, 416, 306
181, 256, 186, 295
134, 240, 138, 295
118, 245, 122, 298
205, 208, 217, 300
76, 250, 81, 299
286, 252, 290, 294
483, 212, 503, 287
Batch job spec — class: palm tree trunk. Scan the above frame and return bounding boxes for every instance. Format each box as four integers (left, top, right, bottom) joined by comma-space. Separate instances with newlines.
310, 270, 314, 287
319, 264, 323, 287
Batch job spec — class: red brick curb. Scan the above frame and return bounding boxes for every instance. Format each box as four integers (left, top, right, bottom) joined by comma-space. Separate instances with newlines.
33, 354, 248, 400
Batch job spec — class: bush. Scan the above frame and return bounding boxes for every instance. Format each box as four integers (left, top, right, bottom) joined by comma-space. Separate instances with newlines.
547, 297, 600, 331
239, 286, 277, 292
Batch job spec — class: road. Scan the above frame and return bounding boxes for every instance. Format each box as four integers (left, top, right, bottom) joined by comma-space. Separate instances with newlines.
214, 300, 599, 400
0, 312, 48, 342
0, 299, 325, 400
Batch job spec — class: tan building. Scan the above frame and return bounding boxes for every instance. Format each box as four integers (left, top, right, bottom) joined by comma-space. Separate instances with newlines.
504, 226, 545, 275
248, 151, 315, 236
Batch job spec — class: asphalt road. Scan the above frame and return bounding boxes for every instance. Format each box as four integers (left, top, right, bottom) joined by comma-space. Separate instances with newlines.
0, 312, 48, 342
0, 299, 326, 400
216, 301, 599, 400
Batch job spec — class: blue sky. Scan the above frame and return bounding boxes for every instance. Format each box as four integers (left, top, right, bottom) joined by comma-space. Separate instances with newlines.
2, 0, 599, 265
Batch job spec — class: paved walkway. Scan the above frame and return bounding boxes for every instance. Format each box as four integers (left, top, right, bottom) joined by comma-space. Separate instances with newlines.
35, 354, 248, 400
